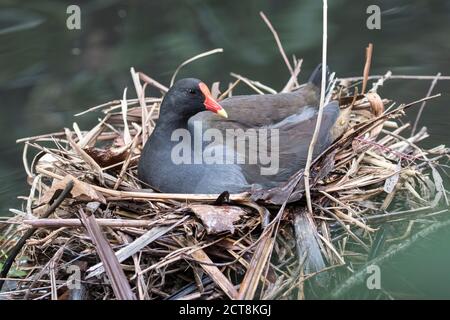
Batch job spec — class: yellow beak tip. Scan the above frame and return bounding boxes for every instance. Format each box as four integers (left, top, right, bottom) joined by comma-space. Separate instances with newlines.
217, 109, 228, 119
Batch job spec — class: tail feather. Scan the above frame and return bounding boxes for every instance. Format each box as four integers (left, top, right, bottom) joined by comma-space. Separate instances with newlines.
308, 63, 330, 88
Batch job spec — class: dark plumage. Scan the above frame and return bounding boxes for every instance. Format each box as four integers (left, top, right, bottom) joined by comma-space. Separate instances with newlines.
138, 66, 340, 194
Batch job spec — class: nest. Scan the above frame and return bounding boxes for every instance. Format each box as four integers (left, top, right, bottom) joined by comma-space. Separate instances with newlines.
1, 55, 449, 299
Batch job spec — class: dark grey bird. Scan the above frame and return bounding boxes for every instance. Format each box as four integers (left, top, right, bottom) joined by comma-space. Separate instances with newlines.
138, 65, 341, 194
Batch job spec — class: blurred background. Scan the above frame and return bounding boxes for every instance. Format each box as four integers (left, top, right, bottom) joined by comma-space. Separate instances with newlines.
1, 0, 449, 298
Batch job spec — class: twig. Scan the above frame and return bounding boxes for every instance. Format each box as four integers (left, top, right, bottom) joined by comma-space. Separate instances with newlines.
79, 207, 136, 300
281, 58, 303, 93
36, 165, 251, 202
259, 11, 295, 81
22, 143, 33, 178
218, 79, 240, 100
74, 98, 157, 117
24, 244, 66, 300
120, 88, 132, 145
304, 0, 328, 214
78, 114, 110, 148
190, 249, 238, 299
130, 67, 148, 146
170, 48, 223, 86
65, 128, 105, 185
370, 71, 392, 92
361, 43, 373, 94
411, 72, 441, 136
17, 131, 66, 143
293, 208, 329, 286
27, 175, 41, 216
338, 74, 450, 82
139, 72, 169, 93
22, 218, 155, 228
229, 73, 266, 94
113, 127, 141, 189
237, 170, 303, 299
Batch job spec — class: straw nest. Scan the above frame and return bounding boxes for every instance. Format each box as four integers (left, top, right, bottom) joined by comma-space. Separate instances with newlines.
1, 51, 449, 300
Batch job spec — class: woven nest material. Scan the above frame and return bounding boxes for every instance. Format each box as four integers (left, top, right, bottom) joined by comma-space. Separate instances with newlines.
0, 59, 449, 300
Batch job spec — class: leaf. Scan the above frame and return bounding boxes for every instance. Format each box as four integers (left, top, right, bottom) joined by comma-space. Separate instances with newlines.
41, 175, 106, 205
189, 204, 245, 234
431, 165, 448, 206
84, 146, 129, 167
190, 248, 238, 299
431, 166, 444, 193
366, 92, 385, 138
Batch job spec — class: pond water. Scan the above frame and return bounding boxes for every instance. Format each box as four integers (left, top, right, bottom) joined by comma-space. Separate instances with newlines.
0, 0, 449, 298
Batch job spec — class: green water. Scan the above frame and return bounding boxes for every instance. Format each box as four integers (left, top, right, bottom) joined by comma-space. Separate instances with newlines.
0, 0, 449, 299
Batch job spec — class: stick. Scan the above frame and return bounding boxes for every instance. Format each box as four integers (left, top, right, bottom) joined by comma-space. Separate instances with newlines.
190, 249, 238, 300
22, 218, 155, 228
74, 98, 158, 117
170, 48, 223, 86
304, 0, 328, 214
339, 74, 450, 82
411, 72, 441, 136
259, 11, 295, 80
120, 88, 132, 145
17, 131, 66, 143
138, 72, 169, 92
36, 165, 250, 202
361, 43, 373, 94
281, 59, 303, 93
22, 143, 33, 178
130, 67, 148, 146
65, 128, 105, 186
229, 73, 274, 94
293, 207, 329, 286
113, 127, 141, 190
79, 208, 136, 300
218, 79, 240, 100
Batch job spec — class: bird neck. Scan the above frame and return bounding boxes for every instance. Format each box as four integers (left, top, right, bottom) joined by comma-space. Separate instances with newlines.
152, 115, 188, 138
145, 102, 193, 160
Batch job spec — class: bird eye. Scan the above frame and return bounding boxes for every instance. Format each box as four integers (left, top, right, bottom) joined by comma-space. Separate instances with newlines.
188, 88, 196, 95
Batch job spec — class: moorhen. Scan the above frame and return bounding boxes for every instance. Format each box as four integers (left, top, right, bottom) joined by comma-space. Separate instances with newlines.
138, 66, 340, 194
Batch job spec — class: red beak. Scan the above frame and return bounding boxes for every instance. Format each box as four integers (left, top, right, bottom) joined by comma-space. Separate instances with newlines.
199, 82, 228, 118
